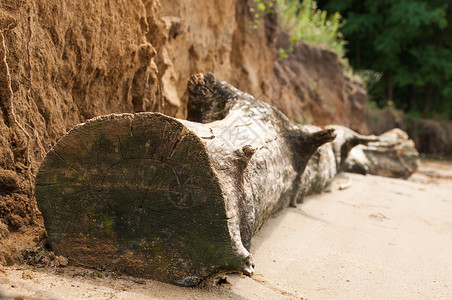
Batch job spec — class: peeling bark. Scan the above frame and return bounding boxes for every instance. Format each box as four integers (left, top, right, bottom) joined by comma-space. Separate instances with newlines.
35, 73, 335, 286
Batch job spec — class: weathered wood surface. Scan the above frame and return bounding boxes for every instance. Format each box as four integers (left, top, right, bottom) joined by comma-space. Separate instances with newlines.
344, 128, 420, 178
299, 126, 419, 200
35, 73, 336, 286
298, 125, 378, 201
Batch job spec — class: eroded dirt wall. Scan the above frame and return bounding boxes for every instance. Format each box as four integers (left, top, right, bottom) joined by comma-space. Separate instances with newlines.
0, 0, 165, 264
155, 0, 278, 117
272, 35, 368, 133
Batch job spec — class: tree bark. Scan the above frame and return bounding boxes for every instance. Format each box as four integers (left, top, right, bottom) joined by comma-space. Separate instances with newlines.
35, 73, 336, 286
298, 125, 378, 201
344, 128, 420, 178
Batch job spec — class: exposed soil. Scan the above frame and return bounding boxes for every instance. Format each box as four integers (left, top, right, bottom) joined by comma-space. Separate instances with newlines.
273, 33, 368, 133
1, 159, 451, 299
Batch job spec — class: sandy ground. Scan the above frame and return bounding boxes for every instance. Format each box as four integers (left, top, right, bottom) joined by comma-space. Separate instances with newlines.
1, 160, 451, 299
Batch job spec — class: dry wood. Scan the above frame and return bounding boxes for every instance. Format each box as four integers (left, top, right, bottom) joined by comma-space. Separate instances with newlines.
344, 128, 420, 178
298, 125, 378, 201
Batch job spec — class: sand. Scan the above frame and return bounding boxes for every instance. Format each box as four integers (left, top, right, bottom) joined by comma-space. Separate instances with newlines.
1, 160, 451, 299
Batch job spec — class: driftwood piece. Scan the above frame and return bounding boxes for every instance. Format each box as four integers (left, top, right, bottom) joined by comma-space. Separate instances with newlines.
344, 128, 420, 178
35, 73, 336, 286
298, 125, 378, 200
326, 125, 378, 171
299, 125, 418, 199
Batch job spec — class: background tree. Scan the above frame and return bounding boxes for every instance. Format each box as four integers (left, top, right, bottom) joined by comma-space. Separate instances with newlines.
317, 0, 452, 119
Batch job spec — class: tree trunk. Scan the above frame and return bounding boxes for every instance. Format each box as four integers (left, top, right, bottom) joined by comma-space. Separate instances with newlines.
35, 73, 336, 286
387, 70, 393, 102
355, 39, 361, 69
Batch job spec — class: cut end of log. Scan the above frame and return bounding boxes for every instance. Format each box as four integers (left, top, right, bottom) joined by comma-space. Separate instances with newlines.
35, 113, 247, 286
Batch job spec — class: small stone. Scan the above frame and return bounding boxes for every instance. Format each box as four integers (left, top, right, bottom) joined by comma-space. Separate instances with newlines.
54, 256, 68, 267
54, 255, 68, 267
22, 270, 34, 280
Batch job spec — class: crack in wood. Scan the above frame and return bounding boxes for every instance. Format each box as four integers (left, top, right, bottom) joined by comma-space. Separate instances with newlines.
139, 172, 158, 209
53, 150, 82, 173
117, 136, 124, 159
167, 128, 188, 160
77, 136, 106, 177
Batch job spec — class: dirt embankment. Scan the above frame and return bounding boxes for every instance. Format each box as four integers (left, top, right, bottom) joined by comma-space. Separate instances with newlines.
0, 0, 367, 266
273, 33, 368, 133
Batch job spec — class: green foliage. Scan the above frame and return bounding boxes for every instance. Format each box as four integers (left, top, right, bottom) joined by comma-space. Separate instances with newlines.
359, 69, 384, 105
319, 0, 452, 120
278, 47, 289, 59
406, 110, 422, 120
366, 99, 379, 111
277, 0, 347, 59
249, 0, 277, 32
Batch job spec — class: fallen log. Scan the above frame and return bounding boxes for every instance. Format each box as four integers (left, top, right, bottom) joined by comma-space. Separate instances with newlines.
35, 73, 336, 286
344, 128, 420, 178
